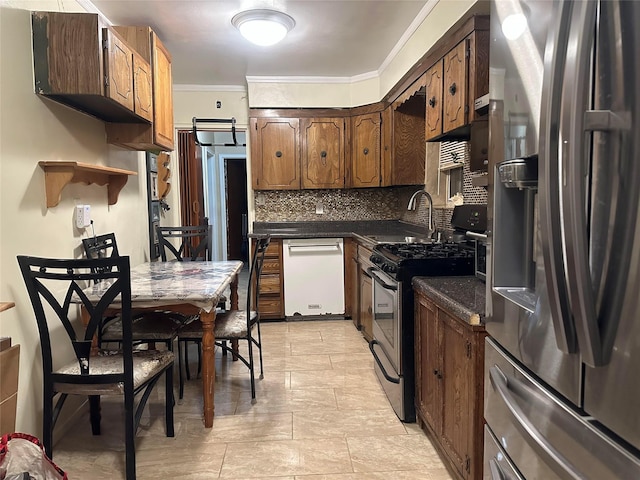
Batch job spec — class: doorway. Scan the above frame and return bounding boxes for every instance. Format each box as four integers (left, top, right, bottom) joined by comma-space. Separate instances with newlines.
178, 129, 247, 262
225, 157, 248, 262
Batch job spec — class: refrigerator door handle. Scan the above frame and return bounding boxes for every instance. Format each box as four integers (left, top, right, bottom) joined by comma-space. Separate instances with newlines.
489, 366, 582, 480
538, 0, 577, 353
489, 459, 507, 480
561, 1, 603, 366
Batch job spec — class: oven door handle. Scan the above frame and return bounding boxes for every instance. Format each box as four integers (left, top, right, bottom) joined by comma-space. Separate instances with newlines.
369, 339, 401, 384
367, 267, 398, 291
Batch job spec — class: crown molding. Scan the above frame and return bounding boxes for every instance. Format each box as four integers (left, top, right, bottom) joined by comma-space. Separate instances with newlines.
246, 70, 378, 85
173, 84, 247, 93
77, 0, 111, 23
378, 0, 440, 74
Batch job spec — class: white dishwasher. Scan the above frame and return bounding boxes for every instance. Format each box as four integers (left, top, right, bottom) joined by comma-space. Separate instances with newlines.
283, 238, 345, 316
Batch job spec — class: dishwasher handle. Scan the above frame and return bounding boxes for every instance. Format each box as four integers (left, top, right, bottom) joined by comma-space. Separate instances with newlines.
287, 241, 341, 252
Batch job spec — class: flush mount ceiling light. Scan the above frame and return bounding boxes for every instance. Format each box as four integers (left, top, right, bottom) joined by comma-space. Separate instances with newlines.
232, 9, 295, 46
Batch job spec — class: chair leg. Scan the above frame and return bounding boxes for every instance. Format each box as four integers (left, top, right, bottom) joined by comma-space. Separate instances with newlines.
256, 324, 264, 380
165, 366, 175, 437
221, 339, 227, 356
43, 386, 54, 458
184, 340, 192, 380
124, 387, 136, 480
196, 341, 202, 376
178, 340, 185, 400
247, 339, 256, 402
89, 395, 101, 435
231, 339, 239, 361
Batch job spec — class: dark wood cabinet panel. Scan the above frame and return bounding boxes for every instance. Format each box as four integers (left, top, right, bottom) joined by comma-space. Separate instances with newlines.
350, 113, 381, 188
301, 117, 346, 189
105, 27, 175, 151
415, 290, 486, 480
251, 118, 301, 191
425, 61, 443, 140
442, 40, 468, 134
32, 12, 151, 124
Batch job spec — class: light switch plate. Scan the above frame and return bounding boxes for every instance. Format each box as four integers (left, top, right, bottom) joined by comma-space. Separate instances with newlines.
315, 202, 324, 214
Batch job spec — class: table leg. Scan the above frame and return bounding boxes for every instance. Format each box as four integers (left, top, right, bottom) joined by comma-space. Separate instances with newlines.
230, 274, 239, 310
200, 308, 216, 428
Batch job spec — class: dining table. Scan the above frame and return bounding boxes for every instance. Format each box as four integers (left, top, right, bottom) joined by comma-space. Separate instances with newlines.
81, 259, 244, 428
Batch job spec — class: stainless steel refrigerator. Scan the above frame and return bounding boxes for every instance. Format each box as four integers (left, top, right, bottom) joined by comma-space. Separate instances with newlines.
485, 1, 640, 478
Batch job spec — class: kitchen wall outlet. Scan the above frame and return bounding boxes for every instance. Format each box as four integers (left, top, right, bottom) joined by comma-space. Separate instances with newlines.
75, 204, 91, 228
255, 193, 266, 206
315, 202, 324, 214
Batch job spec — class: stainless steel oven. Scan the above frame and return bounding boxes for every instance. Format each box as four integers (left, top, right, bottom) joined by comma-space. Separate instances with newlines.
368, 266, 406, 419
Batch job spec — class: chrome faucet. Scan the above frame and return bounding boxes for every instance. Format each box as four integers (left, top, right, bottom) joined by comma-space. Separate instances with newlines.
407, 189, 434, 234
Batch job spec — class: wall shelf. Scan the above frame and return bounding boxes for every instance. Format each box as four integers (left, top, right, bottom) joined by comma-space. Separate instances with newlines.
0, 303, 15, 314
38, 161, 137, 207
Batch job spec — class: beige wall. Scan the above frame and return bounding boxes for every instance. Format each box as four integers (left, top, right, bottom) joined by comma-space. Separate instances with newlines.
0, 2, 166, 437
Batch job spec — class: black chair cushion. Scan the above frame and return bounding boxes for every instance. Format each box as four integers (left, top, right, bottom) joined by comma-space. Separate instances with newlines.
101, 311, 185, 342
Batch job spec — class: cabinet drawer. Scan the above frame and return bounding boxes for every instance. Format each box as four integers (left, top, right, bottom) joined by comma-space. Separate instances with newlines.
264, 241, 281, 257
260, 275, 281, 294
262, 259, 281, 274
259, 297, 283, 317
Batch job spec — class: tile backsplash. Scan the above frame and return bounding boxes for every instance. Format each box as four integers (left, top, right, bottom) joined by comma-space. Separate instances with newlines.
254, 151, 488, 232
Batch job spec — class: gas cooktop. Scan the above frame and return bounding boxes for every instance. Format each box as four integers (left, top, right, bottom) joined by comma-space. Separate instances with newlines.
370, 242, 475, 280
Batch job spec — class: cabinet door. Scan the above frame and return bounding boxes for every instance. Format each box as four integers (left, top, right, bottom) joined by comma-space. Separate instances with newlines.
359, 272, 373, 341
350, 113, 381, 188
440, 309, 472, 479
252, 118, 301, 190
416, 295, 442, 435
132, 50, 153, 122
151, 32, 174, 150
344, 239, 358, 323
301, 117, 345, 189
103, 28, 135, 112
443, 40, 469, 134
425, 60, 443, 141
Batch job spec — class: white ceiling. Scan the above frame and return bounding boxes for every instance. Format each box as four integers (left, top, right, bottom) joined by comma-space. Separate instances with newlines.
87, 0, 432, 87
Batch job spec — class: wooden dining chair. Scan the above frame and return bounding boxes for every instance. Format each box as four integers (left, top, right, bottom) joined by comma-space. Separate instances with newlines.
177, 236, 271, 400
17, 255, 174, 480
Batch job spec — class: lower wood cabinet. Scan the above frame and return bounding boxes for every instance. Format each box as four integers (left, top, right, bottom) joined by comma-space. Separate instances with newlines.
256, 238, 284, 319
357, 243, 374, 341
415, 290, 486, 480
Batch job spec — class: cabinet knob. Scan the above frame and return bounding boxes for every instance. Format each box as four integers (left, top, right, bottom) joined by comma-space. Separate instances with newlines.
449, 83, 457, 96
275, 151, 282, 158
363, 147, 369, 155
428, 96, 436, 108
320, 151, 327, 158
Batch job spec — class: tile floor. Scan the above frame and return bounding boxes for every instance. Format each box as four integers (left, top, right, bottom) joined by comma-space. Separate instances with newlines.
52, 318, 453, 479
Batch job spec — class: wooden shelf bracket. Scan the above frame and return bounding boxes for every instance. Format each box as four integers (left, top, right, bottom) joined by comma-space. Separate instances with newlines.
38, 161, 137, 208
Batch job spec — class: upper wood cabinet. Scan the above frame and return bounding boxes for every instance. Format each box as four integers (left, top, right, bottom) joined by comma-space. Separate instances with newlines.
349, 113, 381, 188
32, 12, 152, 124
301, 117, 346, 189
381, 76, 426, 187
105, 28, 175, 151
425, 29, 490, 141
251, 117, 301, 190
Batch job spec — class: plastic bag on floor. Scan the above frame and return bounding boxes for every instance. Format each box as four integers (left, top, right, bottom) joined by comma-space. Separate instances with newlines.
0, 433, 67, 480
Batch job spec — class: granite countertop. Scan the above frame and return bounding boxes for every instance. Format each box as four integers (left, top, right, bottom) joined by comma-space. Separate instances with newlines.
412, 276, 487, 326
251, 220, 431, 244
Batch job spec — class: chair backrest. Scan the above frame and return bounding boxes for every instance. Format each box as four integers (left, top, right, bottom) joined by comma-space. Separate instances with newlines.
17, 255, 134, 384
156, 225, 211, 262
81, 233, 119, 283
246, 236, 271, 316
